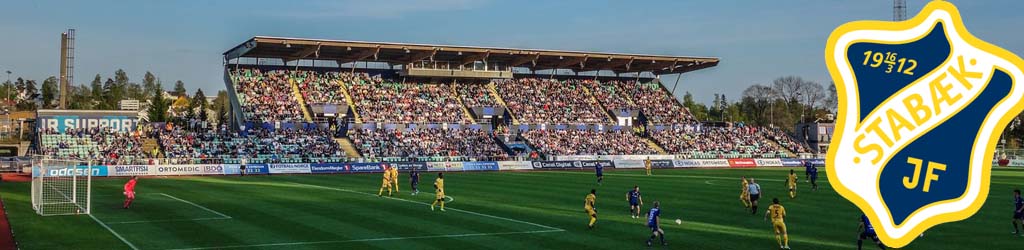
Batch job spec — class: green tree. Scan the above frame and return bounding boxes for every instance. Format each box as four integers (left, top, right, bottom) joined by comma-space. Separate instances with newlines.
173, 80, 187, 97
212, 90, 229, 125
90, 74, 104, 108
681, 91, 709, 121
41, 76, 58, 108
147, 82, 169, 122
192, 88, 208, 121
103, 78, 118, 109
142, 71, 158, 100
68, 84, 93, 110
15, 78, 39, 110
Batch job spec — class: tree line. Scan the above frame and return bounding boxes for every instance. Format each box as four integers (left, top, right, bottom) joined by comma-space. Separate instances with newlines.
2, 69, 230, 125
680, 76, 838, 132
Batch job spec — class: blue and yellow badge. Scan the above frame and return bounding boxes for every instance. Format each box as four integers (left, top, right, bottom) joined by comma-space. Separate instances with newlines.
825, 1, 1024, 248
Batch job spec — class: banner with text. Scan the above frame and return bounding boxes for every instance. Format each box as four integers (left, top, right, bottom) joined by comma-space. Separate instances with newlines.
268, 164, 312, 174
754, 158, 784, 167
462, 161, 499, 171
497, 161, 533, 170
613, 159, 645, 169
727, 158, 757, 168
223, 164, 269, 175
309, 163, 347, 174
426, 162, 463, 172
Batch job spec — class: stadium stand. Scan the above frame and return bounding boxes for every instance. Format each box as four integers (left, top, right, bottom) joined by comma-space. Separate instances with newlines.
37, 128, 148, 165
158, 126, 344, 164
522, 129, 656, 156
456, 83, 500, 108
347, 128, 508, 161
651, 125, 789, 159
581, 79, 636, 112
295, 70, 347, 105
763, 127, 809, 154
230, 68, 305, 123
345, 76, 469, 124
495, 78, 610, 124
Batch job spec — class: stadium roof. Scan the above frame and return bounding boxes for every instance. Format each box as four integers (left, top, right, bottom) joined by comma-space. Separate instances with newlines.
224, 36, 719, 75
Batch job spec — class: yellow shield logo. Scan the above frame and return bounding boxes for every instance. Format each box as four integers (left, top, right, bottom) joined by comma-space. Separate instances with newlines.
825, 1, 1024, 248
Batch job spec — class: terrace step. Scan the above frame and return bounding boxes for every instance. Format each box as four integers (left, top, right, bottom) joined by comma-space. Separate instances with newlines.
335, 137, 362, 158
142, 138, 162, 158
289, 78, 314, 122
19, 141, 29, 156
765, 137, 795, 158
643, 138, 668, 154
453, 84, 477, 123
581, 85, 616, 122
488, 82, 517, 124
338, 80, 363, 123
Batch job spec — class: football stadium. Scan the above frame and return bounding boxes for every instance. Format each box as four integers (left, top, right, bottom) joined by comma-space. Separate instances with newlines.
1, 1, 1024, 250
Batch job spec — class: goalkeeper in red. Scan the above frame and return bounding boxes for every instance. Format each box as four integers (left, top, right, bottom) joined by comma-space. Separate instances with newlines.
123, 176, 138, 209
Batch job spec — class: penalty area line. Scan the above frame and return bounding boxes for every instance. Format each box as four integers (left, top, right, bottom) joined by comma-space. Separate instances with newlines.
158, 193, 232, 219
89, 213, 140, 250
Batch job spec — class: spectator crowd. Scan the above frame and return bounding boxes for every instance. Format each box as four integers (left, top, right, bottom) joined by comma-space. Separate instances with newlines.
346, 77, 468, 124
231, 69, 305, 123
348, 128, 508, 160
38, 127, 148, 165
496, 78, 610, 124
651, 125, 787, 158
522, 129, 656, 156
295, 70, 348, 105
457, 84, 501, 107
158, 125, 343, 163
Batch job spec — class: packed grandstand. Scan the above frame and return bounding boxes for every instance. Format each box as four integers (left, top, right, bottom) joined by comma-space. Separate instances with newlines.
31, 37, 811, 165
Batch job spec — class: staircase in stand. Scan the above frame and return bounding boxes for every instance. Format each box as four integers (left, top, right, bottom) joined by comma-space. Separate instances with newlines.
488, 82, 517, 124
338, 80, 362, 123
289, 78, 313, 122
335, 137, 362, 158
643, 138, 668, 154
766, 139, 795, 158
452, 84, 477, 123
581, 85, 616, 122
142, 138, 162, 158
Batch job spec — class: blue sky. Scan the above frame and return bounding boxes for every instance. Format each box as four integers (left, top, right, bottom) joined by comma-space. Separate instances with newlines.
1, 0, 1022, 104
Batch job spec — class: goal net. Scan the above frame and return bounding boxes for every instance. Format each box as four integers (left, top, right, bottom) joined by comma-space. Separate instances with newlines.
31, 158, 92, 216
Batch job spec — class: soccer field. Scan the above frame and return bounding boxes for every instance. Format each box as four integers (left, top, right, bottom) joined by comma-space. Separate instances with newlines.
1, 167, 1022, 249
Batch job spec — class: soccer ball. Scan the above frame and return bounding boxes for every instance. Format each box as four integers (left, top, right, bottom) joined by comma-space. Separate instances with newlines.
675, 219, 682, 225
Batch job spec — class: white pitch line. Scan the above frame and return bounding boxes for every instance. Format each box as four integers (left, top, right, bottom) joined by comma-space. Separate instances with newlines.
158, 193, 232, 219
167, 229, 564, 250
89, 213, 140, 250
287, 182, 564, 231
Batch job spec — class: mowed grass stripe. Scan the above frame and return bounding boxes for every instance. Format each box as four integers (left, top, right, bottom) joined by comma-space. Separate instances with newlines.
112, 176, 544, 249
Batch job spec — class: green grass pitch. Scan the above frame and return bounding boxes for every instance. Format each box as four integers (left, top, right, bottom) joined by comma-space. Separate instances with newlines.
1, 167, 1022, 249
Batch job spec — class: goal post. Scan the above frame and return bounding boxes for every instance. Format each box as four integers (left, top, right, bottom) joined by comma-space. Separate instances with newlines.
31, 157, 92, 216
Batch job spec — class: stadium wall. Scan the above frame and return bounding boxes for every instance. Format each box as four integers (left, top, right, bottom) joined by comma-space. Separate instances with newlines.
29, 157, 846, 177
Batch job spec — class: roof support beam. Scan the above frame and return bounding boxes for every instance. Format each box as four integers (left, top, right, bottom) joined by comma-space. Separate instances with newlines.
507, 53, 541, 67
556, 55, 588, 69
335, 47, 380, 65
291, 44, 322, 58
402, 49, 438, 64
459, 51, 490, 66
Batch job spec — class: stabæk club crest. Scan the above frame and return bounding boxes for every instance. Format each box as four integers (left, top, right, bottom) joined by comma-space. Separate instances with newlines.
825, 1, 1024, 248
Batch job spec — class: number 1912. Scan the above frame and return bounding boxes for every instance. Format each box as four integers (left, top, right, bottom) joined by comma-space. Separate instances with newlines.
862, 51, 917, 76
